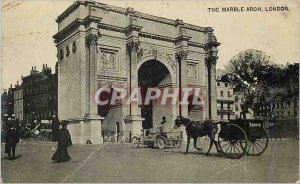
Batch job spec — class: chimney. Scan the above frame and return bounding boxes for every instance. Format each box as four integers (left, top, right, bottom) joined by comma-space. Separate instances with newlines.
21, 76, 23, 79
32, 67, 33, 70
17, 81, 19, 85
10, 84, 12, 88
34, 66, 36, 70
46, 64, 47, 67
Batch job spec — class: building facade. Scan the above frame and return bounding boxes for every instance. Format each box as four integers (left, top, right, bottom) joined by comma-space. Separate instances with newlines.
254, 97, 299, 120
216, 81, 235, 121
54, 1, 220, 144
22, 64, 58, 123
1, 86, 15, 119
14, 82, 23, 121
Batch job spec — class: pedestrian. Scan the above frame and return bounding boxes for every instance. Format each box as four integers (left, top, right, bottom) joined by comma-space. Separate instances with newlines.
51, 122, 71, 163
52, 115, 59, 142
5, 123, 20, 160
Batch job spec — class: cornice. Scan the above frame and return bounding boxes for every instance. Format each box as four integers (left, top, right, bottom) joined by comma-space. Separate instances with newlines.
183, 24, 206, 33
124, 24, 143, 34
82, 15, 102, 26
98, 23, 124, 33
53, 18, 83, 43
139, 32, 175, 43
188, 41, 206, 48
56, 1, 87, 23
57, 1, 206, 32
175, 35, 192, 42
204, 42, 221, 51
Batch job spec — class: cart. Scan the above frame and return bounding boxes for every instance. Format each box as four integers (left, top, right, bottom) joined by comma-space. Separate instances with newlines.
131, 122, 183, 149
218, 119, 269, 159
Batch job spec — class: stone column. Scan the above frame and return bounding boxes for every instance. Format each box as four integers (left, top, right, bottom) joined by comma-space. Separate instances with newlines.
210, 62, 217, 120
124, 41, 144, 137
205, 27, 220, 121
87, 35, 98, 115
123, 9, 144, 138
85, 34, 104, 144
127, 41, 140, 116
176, 51, 189, 117
176, 51, 189, 142
206, 59, 218, 121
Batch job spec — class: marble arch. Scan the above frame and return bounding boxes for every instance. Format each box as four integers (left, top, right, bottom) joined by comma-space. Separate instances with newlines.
53, 1, 220, 144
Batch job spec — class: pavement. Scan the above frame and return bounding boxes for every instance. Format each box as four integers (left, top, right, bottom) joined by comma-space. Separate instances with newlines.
1, 138, 299, 183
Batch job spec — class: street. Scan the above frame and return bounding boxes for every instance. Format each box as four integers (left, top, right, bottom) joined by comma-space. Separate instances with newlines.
1, 139, 299, 183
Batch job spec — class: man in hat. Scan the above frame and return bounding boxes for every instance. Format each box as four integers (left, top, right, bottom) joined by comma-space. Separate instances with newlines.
5, 123, 20, 160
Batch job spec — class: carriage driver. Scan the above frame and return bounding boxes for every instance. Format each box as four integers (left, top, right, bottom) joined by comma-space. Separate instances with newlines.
161, 116, 167, 125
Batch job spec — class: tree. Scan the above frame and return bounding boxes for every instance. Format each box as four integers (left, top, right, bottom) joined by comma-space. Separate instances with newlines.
261, 63, 299, 118
256, 64, 286, 119
222, 49, 271, 119
284, 63, 299, 136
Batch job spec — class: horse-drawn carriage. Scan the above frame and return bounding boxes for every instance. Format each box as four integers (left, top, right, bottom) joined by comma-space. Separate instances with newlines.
173, 116, 269, 159
218, 119, 269, 159
131, 122, 183, 149
132, 116, 268, 159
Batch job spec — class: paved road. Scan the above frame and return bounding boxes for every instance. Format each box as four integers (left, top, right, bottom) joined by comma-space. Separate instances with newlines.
1, 139, 299, 183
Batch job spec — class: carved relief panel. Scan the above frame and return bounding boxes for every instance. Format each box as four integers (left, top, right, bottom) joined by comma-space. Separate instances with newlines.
97, 48, 119, 74
186, 62, 198, 80
100, 52, 116, 69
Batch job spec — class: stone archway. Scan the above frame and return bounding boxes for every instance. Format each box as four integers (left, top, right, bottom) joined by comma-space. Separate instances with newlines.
138, 59, 175, 129
55, 1, 220, 144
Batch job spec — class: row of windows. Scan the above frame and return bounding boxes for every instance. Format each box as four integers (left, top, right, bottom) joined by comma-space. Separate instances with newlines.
217, 82, 229, 87
219, 91, 232, 98
24, 109, 55, 120
14, 101, 23, 107
14, 92, 23, 99
256, 101, 297, 110
15, 112, 23, 120
274, 102, 293, 109
255, 111, 298, 117
217, 102, 233, 110
218, 113, 234, 120
24, 86, 55, 95
25, 97, 55, 105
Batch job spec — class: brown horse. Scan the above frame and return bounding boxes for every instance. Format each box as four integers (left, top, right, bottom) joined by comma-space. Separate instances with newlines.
174, 116, 220, 156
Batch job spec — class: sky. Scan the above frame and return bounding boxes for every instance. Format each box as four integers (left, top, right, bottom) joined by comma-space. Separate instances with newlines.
1, 0, 299, 90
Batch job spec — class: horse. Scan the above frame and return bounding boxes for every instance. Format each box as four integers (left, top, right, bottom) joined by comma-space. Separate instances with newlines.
174, 116, 221, 156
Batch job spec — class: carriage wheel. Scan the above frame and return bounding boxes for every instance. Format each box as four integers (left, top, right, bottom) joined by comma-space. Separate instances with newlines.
156, 136, 167, 149
245, 127, 269, 156
131, 137, 140, 148
218, 124, 248, 159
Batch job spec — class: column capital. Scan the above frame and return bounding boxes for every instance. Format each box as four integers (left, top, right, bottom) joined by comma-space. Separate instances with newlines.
175, 50, 189, 60
205, 52, 218, 66
126, 41, 140, 53
85, 34, 99, 46
205, 57, 217, 66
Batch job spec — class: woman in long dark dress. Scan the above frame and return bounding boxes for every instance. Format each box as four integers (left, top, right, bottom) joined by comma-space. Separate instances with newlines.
51, 123, 71, 163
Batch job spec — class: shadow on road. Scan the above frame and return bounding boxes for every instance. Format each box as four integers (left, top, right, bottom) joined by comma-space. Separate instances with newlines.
2, 155, 22, 160
162, 149, 226, 158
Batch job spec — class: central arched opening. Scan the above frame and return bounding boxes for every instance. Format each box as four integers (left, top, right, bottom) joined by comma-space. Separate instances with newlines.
138, 60, 173, 129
